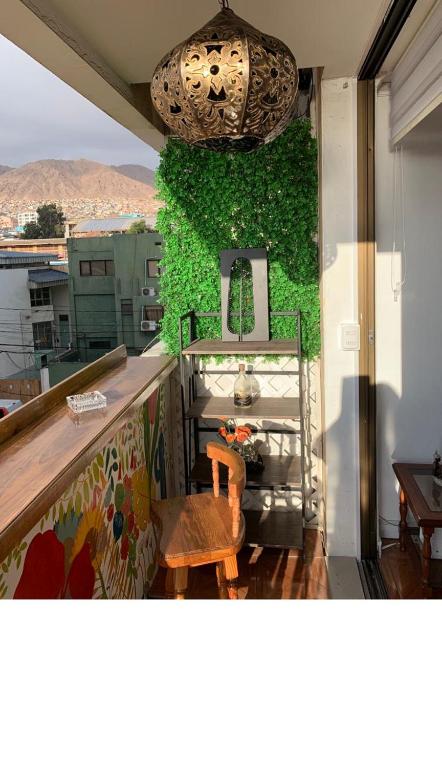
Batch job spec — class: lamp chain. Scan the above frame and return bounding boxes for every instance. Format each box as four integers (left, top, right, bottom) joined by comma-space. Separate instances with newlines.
219, 0, 230, 9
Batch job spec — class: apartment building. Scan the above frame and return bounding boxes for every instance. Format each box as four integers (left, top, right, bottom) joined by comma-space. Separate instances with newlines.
68, 232, 163, 362
0, 250, 70, 378
17, 210, 38, 227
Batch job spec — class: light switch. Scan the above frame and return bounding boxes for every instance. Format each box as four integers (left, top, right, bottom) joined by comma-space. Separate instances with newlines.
340, 323, 360, 351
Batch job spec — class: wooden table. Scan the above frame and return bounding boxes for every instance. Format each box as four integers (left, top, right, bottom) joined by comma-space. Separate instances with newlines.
393, 463, 442, 598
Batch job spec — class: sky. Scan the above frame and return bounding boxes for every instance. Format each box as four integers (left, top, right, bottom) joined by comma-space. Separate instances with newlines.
0, 35, 159, 170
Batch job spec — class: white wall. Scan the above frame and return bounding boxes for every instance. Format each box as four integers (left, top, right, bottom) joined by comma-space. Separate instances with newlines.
51, 284, 70, 348
0, 269, 34, 379
375, 92, 442, 551
0, 269, 34, 378
321, 78, 361, 557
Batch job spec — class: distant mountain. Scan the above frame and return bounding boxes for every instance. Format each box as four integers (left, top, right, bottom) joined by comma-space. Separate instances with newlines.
0, 165, 13, 175
0, 159, 158, 203
113, 164, 156, 187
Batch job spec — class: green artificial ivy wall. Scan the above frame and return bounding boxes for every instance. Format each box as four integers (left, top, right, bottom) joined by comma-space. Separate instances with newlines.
156, 118, 320, 359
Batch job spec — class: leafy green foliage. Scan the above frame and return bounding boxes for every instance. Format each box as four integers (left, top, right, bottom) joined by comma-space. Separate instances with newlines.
21, 221, 41, 239
228, 257, 255, 337
156, 119, 320, 358
127, 219, 152, 234
21, 203, 65, 239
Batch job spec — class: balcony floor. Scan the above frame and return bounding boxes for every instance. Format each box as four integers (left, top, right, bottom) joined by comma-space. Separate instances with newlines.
149, 530, 364, 599
380, 536, 442, 599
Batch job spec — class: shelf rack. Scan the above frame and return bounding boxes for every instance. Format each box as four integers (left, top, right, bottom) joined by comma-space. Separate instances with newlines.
178, 310, 306, 549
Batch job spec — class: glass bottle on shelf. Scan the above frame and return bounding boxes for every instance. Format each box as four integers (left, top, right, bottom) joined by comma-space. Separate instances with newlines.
234, 363, 252, 407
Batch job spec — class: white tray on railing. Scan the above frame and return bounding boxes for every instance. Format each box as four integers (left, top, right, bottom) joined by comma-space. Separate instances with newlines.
66, 391, 107, 414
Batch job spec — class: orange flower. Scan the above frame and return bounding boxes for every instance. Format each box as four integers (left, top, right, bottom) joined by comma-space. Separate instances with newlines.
235, 432, 247, 444
236, 425, 251, 438
226, 434, 236, 444
218, 426, 227, 439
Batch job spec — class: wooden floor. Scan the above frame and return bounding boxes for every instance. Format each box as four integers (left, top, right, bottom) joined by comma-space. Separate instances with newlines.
149, 530, 337, 599
380, 535, 442, 599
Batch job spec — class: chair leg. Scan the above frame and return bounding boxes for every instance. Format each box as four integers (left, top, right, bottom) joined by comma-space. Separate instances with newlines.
174, 567, 188, 599
216, 561, 228, 599
224, 555, 239, 600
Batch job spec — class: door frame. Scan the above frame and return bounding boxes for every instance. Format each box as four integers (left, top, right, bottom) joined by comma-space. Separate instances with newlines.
357, 0, 419, 561
357, 79, 377, 560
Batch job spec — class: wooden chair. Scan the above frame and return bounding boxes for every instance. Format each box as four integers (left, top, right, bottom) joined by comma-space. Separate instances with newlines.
152, 442, 246, 599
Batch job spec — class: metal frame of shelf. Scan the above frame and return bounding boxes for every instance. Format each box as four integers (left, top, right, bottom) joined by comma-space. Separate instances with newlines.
178, 309, 306, 549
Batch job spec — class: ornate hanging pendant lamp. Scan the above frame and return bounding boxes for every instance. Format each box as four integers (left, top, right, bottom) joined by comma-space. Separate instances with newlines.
150, 0, 298, 152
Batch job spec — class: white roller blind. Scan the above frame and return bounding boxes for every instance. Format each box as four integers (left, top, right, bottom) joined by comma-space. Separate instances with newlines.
391, 1, 442, 144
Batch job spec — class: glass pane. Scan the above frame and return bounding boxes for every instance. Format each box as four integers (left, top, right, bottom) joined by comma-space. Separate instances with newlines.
105, 260, 115, 276
143, 306, 163, 322
33, 321, 52, 350
147, 260, 160, 278
80, 261, 91, 276
121, 301, 133, 316
91, 260, 105, 276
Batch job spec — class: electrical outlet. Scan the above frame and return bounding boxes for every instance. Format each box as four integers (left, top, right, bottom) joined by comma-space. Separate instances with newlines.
340, 323, 360, 351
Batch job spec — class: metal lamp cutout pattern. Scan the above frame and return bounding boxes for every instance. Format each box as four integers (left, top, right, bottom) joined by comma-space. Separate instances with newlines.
150, 0, 298, 152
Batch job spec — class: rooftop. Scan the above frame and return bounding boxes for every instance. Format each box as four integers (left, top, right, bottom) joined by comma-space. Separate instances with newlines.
0, 250, 54, 265
73, 215, 156, 233
27, 268, 69, 287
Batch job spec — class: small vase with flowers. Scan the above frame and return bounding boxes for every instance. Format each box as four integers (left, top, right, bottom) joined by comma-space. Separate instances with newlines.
218, 418, 264, 476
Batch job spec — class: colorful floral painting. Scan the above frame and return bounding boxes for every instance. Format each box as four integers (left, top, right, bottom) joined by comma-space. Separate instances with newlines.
0, 385, 168, 599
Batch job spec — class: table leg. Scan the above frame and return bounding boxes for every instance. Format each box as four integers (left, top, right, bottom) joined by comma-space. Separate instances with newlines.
174, 566, 188, 599
422, 527, 434, 599
399, 488, 408, 552
165, 568, 175, 599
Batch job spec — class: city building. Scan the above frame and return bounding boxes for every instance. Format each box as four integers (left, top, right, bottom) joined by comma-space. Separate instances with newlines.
0, 250, 70, 378
0, 215, 14, 230
0, 238, 67, 259
72, 214, 156, 237
17, 210, 38, 227
68, 232, 163, 362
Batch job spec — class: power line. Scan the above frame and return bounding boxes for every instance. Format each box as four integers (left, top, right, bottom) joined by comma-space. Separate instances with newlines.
0, 343, 35, 348
1, 351, 35, 371
0, 308, 160, 314
0, 305, 162, 313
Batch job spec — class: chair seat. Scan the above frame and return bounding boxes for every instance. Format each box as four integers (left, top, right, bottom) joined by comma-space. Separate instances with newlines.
152, 492, 245, 568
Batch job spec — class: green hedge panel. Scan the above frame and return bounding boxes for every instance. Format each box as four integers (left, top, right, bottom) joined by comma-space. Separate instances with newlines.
156, 118, 320, 359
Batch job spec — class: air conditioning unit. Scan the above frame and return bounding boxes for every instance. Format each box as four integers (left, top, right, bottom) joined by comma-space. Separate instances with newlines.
141, 286, 156, 297
140, 320, 157, 332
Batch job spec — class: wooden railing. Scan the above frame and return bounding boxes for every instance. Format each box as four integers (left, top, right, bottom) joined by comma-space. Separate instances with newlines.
0, 346, 178, 599
0, 345, 127, 447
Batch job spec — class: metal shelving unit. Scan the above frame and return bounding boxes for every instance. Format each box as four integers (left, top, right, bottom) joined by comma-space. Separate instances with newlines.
179, 310, 306, 549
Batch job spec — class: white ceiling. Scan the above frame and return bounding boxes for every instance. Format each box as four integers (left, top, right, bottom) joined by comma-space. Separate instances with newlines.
33, 0, 391, 81
2, 0, 435, 152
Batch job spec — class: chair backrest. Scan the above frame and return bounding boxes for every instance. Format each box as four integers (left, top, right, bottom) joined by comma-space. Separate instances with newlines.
206, 442, 245, 524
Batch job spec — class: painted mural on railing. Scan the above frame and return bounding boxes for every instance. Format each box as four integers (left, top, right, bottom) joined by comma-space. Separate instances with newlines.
0, 385, 167, 599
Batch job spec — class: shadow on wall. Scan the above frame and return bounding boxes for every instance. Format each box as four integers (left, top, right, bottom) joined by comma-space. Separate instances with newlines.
376, 122, 442, 546
320, 376, 360, 556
